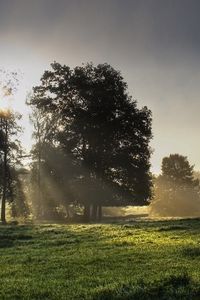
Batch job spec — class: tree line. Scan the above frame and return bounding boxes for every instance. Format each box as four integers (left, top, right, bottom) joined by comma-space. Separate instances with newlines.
0, 62, 199, 223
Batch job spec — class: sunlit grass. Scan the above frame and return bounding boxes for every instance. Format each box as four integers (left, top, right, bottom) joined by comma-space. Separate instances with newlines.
0, 219, 200, 299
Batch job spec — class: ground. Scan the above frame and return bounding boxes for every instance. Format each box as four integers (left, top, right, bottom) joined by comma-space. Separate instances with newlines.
0, 218, 200, 299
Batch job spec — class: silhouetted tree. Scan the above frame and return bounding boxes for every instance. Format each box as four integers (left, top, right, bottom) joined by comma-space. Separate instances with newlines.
0, 111, 24, 223
0, 70, 28, 223
30, 62, 152, 221
150, 154, 200, 217
161, 154, 198, 186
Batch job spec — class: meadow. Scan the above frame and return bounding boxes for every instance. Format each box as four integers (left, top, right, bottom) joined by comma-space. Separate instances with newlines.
0, 218, 200, 299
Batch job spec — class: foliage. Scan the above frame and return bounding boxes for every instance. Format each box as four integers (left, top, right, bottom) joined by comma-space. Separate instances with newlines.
0, 111, 30, 221
161, 154, 198, 186
0, 70, 29, 222
29, 62, 152, 220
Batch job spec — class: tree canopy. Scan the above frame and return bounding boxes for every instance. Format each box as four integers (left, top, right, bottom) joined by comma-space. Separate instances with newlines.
161, 154, 198, 186
29, 62, 153, 220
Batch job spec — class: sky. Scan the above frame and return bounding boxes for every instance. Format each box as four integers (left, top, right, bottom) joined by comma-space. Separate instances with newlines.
0, 0, 200, 173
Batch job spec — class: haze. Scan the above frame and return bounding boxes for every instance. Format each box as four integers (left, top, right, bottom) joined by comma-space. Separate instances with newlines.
0, 0, 200, 174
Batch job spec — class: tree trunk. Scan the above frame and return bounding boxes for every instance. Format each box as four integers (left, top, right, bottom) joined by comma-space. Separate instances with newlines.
1, 119, 8, 224
37, 122, 42, 218
66, 205, 70, 220
1, 192, 6, 224
91, 204, 98, 221
97, 205, 102, 222
83, 204, 91, 222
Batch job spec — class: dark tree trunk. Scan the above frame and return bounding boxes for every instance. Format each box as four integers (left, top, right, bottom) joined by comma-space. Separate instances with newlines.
97, 205, 102, 222
1, 192, 6, 224
91, 204, 98, 221
1, 120, 8, 224
37, 121, 42, 218
1, 164, 7, 224
83, 204, 91, 222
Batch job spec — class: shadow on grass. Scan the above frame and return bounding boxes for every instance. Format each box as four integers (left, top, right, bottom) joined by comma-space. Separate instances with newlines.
101, 217, 200, 231
0, 225, 33, 248
157, 225, 189, 231
182, 246, 200, 258
94, 273, 200, 300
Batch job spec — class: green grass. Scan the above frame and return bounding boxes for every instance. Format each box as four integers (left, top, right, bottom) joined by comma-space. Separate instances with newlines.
0, 219, 200, 299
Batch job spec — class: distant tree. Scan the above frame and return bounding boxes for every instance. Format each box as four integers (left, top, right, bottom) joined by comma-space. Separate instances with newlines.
150, 154, 200, 217
29, 62, 152, 221
161, 154, 198, 186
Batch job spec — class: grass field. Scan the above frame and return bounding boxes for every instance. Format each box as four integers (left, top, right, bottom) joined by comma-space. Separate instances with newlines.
1, 218, 200, 299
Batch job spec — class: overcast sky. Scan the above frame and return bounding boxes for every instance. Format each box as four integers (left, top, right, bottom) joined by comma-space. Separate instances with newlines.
0, 0, 200, 173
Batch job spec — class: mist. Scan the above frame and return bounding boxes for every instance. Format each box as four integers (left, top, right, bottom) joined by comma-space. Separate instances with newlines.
149, 172, 200, 218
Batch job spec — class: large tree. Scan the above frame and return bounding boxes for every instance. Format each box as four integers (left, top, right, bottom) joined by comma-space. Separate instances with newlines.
30, 62, 152, 220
